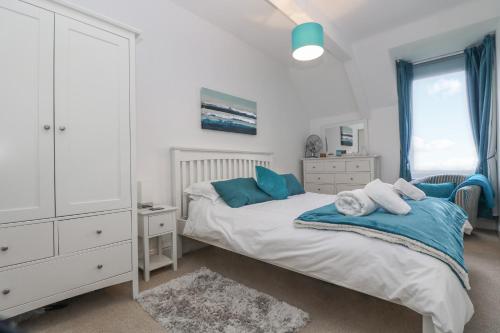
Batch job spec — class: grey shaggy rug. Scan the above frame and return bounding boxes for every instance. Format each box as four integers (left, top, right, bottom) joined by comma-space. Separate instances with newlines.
137, 267, 310, 333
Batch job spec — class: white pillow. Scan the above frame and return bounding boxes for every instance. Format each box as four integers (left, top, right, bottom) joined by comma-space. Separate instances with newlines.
184, 181, 221, 203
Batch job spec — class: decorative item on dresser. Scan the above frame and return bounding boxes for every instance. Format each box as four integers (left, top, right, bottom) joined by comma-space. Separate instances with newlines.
138, 206, 178, 281
0, 0, 139, 319
303, 156, 380, 194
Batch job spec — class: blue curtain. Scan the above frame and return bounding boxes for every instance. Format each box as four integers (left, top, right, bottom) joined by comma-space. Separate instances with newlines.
396, 60, 414, 181
465, 35, 496, 177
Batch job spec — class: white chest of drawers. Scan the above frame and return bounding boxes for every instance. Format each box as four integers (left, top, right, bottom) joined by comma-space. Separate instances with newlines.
303, 156, 380, 195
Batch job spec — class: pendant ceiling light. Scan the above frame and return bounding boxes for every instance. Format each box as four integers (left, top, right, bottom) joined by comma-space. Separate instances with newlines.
292, 22, 324, 61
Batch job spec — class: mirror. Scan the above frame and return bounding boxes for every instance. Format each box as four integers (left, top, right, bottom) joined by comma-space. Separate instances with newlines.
322, 119, 368, 156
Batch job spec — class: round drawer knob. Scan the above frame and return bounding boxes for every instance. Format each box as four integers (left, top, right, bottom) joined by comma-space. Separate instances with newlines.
317, 177, 320, 180
2, 289, 10, 295
97, 264, 103, 269
160, 223, 165, 227
356, 165, 360, 168
43, 124, 51, 130
332, 166, 336, 168
1, 246, 8, 252
350, 177, 354, 181
96, 230, 103, 235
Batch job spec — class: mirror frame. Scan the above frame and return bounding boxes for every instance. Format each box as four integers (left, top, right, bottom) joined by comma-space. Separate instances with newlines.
320, 119, 370, 155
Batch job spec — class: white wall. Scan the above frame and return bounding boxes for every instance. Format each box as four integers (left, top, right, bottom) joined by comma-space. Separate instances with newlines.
66, 0, 309, 204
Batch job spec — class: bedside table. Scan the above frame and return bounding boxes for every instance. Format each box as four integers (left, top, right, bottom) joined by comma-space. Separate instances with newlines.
138, 205, 178, 281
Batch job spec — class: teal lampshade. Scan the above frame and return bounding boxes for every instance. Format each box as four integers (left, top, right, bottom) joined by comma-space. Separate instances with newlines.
292, 22, 324, 61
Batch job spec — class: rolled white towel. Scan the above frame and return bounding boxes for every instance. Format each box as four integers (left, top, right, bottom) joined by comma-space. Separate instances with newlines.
335, 189, 379, 216
393, 178, 426, 201
365, 179, 411, 215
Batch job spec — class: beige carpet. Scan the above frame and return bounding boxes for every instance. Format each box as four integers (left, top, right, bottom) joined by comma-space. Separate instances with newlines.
18, 230, 500, 333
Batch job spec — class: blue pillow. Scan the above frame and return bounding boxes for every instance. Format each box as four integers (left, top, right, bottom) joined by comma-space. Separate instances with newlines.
255, 166, 288, 200
211, 178, 272, 208
282, 174, 305, 196
415, 182, 456, 198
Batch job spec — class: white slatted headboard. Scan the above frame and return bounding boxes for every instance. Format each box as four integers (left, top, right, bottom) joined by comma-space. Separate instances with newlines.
171, 147, 273, 219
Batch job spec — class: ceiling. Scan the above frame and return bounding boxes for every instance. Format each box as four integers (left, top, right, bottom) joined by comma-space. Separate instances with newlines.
172, 0, 475, 64
169, 0, 294, 64
310, 0, 473, 41
170, 0, 478, 119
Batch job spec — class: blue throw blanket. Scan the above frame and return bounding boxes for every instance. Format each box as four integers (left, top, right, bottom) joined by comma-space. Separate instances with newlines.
449, 174, 495, 217
295, 197, 469, 289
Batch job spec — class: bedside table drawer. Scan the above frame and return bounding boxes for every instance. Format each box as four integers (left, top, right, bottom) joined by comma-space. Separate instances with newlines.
149, 214, 175, 236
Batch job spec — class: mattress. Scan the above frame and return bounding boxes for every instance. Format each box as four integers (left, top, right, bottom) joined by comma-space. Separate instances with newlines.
183, 192, 474, 333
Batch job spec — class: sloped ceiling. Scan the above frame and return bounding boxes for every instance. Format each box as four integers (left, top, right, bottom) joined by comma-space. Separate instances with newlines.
309, 0, 473, 41
170, 0, 360, 120
170, 0, 481, 121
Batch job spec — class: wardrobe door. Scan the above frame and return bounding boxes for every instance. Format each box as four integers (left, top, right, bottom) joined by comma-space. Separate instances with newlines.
55, 15, 131, 216
0, 0, 55, 223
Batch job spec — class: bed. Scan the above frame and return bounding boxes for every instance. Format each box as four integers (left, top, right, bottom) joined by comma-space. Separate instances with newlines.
171, 147, 474, 333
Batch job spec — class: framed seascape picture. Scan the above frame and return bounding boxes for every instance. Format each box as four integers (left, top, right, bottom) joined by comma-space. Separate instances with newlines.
340, 126, 353, 146
201, 87, 257, 135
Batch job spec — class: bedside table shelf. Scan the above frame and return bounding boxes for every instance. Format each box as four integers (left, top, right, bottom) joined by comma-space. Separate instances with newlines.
139, 254, 173, 271
138, 205, 178, 281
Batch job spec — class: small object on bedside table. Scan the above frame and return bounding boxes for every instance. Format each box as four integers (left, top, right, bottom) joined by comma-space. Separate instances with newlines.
138, 205, 178, 281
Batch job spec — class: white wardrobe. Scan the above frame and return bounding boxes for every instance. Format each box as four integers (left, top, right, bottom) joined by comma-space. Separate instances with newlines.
0, 0, 139, 318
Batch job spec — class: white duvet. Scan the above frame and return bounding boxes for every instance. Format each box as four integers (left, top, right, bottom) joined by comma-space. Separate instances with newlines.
183, 192, 474, 333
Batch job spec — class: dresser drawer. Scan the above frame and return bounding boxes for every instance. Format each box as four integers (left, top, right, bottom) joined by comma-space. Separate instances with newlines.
58, 212, 131, 254
149, 214, 175, 236
305, 183, 335, 195
346, 160, 371, 172
323, 161, 346, 172
336, 184, 365, 193
304, 174, 335, 184
336, 173, 371, 185
0, 242, 131, 311
0, 222, 53, 268
304, 161, 323, 173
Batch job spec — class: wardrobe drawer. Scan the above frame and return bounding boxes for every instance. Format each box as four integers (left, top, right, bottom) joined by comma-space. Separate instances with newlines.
336, 173, 371, 185
58, 212, 131, 254
346, 160, 371, 172
304, 174, 335, 184
323, 161, 346, 172
148, 214, 175, 236
0, 222, 53, 268
305, 183, 335, 195
304, 161, 323, 173
0, 243, 131, 311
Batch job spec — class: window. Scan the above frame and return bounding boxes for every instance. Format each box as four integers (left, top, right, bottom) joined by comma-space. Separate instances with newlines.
410, 54, 477, 178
